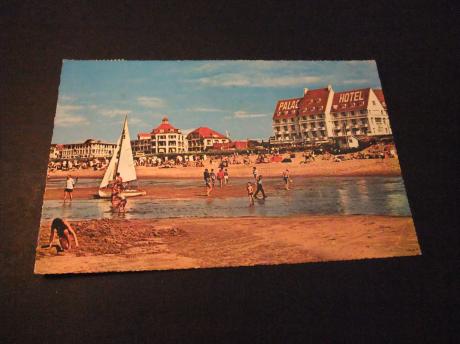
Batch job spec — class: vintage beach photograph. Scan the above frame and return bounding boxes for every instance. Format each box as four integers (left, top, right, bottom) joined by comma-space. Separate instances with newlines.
34, 60, 421, 274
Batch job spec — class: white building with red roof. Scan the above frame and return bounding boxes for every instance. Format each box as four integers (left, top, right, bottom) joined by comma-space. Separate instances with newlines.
186, 127, 230, 152
330, 88, 391, 145
132, 116, 187, 154
271, 85, 391, 147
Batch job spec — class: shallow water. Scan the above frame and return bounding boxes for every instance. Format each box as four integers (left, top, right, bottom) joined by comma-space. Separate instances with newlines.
41, 176, 412, 220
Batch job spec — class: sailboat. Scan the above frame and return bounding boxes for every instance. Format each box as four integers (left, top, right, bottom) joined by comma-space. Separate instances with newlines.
98, 116, 147, 198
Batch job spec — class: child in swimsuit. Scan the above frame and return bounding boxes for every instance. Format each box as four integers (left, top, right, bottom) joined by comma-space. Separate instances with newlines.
48, 218, 79, 251
247, 182, 255, 206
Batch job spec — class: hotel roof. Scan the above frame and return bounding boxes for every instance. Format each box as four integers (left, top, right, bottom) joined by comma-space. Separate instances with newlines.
273, 97, 302, 120
373, 89, 387, 109
151, 116, 180, 134
298, 87, 332, 116
187, 127, 227, 139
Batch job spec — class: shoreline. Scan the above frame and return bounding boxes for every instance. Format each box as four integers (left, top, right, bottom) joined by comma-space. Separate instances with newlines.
43, 174, 403, 201
47, 158, 402, 180
34, 215, 421, 274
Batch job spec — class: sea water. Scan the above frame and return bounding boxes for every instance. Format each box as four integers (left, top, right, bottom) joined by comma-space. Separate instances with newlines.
41, 176, 412, 220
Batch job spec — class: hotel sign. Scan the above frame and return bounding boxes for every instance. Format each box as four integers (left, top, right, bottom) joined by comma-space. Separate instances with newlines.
338, 91, 364, 103
278, 99, 300, 111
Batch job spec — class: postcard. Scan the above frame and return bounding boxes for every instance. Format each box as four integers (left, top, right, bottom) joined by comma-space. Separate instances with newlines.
34, 60, 421, 274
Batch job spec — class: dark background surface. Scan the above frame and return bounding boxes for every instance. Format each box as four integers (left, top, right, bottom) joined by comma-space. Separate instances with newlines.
1, 1, 459, 342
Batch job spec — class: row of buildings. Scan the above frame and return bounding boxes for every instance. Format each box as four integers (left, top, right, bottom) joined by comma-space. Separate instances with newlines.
50, 117, 235, 160
270, 86, 392, 148
50, 85, 393, 160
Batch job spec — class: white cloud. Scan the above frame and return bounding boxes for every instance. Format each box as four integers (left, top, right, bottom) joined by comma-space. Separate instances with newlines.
54, 104, 89, 127
233, 111, 268, 118
137, 96, 166, 108
342, 79, 370, 84
186, 107, 225, 112
197, 74, 251, 87
194, 73, 321, 88
98, 108, 132, 117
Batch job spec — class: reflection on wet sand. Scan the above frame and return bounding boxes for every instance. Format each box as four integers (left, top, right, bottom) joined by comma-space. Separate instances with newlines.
41, 176, 411, 220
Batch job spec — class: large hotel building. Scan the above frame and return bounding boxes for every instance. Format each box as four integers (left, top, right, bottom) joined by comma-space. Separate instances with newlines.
271, 85, 391, 146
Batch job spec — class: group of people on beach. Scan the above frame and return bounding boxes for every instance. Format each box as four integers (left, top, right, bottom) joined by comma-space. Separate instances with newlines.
203, 167, 229, 196
246, 167, 292, 206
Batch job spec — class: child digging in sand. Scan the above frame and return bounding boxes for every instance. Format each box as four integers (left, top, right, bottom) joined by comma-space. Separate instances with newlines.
47, 218, 79, 252
247, 182, 255, 206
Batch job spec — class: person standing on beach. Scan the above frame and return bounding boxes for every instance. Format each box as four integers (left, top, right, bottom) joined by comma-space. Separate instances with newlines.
246, 182, 255, 206
283, 169, 291, 190
210, 169, 216, 187
217, 169, 225, 188
224, 168, 229, 185
254, 175, 267, 199
48, 218, 79, 251
204, 168, 212, 196
252, 167, 258, 181
63, 175, 77, 202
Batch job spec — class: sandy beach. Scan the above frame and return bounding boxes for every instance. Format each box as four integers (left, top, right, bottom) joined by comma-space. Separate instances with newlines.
47, 158, 402, 180
34, 215, 420, 274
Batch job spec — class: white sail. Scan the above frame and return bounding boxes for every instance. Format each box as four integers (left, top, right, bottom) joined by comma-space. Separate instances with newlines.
117, 117, 137, 183
99, 116, 137, 189
99, 135, 122, 188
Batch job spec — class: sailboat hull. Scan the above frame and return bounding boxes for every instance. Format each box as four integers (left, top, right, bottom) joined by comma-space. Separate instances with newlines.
98, 189, 147, 198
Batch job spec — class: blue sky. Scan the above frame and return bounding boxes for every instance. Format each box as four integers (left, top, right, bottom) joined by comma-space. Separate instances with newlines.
53, 60, 382, 143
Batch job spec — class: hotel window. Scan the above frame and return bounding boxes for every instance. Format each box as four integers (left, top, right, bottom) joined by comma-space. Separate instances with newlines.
291, 125, 295, 130
334, 121, 339, 126
321, 130, 326, 136
350, 111, 354, 116
341, 112, 346, 116
372, 101, 376, 106
284, 126, 288, 131
302, 116, 306, 120
352, 119, 357, 124
311, 115, 316, 120
360, 109, 367, 114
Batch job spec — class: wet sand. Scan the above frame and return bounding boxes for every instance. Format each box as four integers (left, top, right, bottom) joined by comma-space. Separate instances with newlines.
47, 158, 402, 180
34, 215, 420, 274
44, 180, 276, 200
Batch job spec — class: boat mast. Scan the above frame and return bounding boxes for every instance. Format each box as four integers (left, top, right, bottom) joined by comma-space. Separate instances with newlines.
114, 115, 127, 180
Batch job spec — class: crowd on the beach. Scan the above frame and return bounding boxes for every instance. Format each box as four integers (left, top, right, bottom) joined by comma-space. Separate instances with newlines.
47, 143, 399, 175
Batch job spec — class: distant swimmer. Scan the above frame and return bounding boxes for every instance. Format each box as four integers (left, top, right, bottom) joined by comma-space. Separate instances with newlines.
63, 174, 77, 202
246, 182, 255, 206
47, 218, 79, 251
